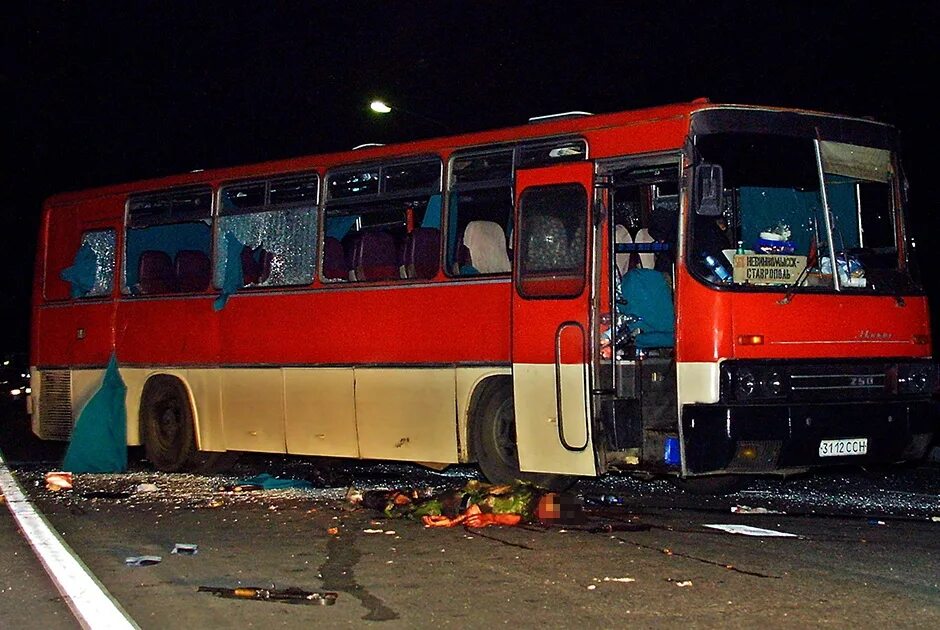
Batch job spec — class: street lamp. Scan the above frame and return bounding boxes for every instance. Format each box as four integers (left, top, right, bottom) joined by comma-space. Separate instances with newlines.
370, 100, 392, 114
368, 99, 449, 132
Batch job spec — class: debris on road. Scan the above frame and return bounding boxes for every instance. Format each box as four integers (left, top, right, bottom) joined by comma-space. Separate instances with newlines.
125, 555, 162, 566
668, 579, 693, 587
327, 526, 339, 535
171, 543, 198, 555
351, 480, 587, 529
867, 518, 886, 526
731, 505, 784, 514
135, 483, 158, 493
44, 471, 72, 491
82, 490, 132, 499
584, 494, 623, 506
702, 524, 799, 538
230, 473, 313, 491
602, 576, 636, 583
585, 522, 651, 533
197, 585, 338, 605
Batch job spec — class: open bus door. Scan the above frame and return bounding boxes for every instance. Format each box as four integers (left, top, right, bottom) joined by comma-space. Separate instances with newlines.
511, 162, 598, 477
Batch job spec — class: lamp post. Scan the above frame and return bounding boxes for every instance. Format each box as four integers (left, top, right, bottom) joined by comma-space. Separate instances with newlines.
369, 100, 449, 132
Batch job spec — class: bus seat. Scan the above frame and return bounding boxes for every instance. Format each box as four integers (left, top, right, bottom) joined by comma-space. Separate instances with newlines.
322, 236, 348, 280
175, 249, 210, 292
404, 227, 440, 279
463, 221, 510, 273
619, 267, 675, 348
634, 227, 655, 270
240, 244, 273, 285
352, 231, 399, 281
138, 250, 176, 294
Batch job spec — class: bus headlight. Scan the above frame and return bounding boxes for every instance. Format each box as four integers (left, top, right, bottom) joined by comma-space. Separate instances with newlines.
735, 369, 758, 399
723, 364, 789, 401
899, 365, 933, 394
764, 371, 785, 397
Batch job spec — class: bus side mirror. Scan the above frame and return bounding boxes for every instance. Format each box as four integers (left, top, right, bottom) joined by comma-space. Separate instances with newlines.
694, 163, 723, 216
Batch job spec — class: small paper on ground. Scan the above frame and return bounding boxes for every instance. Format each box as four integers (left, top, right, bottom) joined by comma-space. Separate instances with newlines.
702, 523, 798, 537
125, 555, 162, 566
171, 544, 198, 555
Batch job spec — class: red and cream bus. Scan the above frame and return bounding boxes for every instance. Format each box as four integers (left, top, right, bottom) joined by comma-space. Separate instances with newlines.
30, 100, 937, 488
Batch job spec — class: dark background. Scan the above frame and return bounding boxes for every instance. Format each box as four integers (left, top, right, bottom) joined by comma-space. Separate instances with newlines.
4, 1, 938, 353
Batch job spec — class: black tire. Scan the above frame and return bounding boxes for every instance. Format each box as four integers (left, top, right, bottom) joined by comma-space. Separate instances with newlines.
141, 375, 237, 474
470, 379, 574, 491
671, 475, 746, 495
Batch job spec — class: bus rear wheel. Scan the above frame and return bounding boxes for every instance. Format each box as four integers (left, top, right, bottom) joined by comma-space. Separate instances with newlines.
141, 376, 237, 474
471, 379, 573, 491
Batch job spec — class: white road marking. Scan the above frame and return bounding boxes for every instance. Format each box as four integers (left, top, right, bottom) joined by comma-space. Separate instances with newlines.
0, 452, 138, 629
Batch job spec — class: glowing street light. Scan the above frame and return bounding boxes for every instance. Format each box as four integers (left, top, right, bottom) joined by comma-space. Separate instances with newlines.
367, 99, 449, 131
370, 100, 392, 114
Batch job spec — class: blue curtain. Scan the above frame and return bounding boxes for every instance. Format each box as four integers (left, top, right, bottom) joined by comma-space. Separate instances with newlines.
60, 243, 98, 298
62, 354, 127, 473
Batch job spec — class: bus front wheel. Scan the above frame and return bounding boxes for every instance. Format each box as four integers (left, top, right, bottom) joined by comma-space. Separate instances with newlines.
471, 379, 573, 491
141, 375, 237, 474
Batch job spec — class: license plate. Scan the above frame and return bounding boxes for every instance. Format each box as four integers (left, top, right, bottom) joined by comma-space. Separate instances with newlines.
818, 438, 868, 457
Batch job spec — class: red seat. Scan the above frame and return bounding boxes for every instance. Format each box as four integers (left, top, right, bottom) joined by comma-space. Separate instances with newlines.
351, 232, 400, 281
175, 250, 211, 292
403, 227, 440, 279
138, 250, 176, 294
322, 237, 349, 280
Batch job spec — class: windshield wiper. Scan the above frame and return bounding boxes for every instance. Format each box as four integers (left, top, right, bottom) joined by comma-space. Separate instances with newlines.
777, 260, 812, 305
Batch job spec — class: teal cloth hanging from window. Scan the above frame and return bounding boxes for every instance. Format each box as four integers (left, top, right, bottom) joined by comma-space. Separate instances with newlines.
60, 242, 98, 298
62, 353, 127, 473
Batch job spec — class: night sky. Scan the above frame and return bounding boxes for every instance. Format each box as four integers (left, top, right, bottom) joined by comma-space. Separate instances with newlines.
5, 1, 939, 352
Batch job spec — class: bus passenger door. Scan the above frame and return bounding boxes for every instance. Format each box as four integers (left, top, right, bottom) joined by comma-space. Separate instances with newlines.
512, 163, 598, 476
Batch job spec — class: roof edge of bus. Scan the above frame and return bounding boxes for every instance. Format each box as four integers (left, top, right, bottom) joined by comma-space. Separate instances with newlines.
690, 102, 896, 129
40, 100, 889, 206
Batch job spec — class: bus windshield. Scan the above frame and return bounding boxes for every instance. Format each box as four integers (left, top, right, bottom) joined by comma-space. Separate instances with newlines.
690, 132, 919, 294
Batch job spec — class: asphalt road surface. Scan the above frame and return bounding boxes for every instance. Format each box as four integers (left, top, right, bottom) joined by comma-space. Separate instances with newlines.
1, 405, 938, 629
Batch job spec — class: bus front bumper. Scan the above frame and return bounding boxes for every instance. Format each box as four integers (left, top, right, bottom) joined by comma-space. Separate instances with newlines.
680, 400, 937, 475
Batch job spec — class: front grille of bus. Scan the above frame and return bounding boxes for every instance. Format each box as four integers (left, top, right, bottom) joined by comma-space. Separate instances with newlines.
39, 370, 74, 440
720, 359, 935, 404
788, 364, 886, 401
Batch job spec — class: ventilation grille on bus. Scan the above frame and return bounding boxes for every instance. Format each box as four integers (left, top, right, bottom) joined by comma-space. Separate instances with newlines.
39, 370, 74, 440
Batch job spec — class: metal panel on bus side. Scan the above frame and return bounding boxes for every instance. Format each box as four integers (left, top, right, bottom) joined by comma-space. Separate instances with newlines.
220, 368, 287, 453
284, 368, 359, 458
512, 162, 598, 477
354, 368, 460, 464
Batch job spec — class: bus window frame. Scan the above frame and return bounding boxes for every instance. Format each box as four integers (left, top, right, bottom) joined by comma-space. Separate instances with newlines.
442, 136, 590, 280
214, 171, 321, 291
122, 185, 214, 297
320, 155, 443, 284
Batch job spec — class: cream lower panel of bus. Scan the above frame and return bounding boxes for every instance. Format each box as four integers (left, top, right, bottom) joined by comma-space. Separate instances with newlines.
220, 369, 287, 454
284, 368, 358, 458
512, 363, 597, 477
354, 368, 459, 465
676, 362, 721, 405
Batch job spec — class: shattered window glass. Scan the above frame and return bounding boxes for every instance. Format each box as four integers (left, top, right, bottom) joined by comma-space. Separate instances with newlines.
80, 229, 115, 298
216, 174, 320, 288
215, 207, 317, 288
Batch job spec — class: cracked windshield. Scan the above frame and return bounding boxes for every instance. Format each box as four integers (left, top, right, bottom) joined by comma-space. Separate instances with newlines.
690, 133, 916, 293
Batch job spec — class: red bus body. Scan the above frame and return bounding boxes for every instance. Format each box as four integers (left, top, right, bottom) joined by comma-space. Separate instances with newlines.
29, 102, 936, 481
